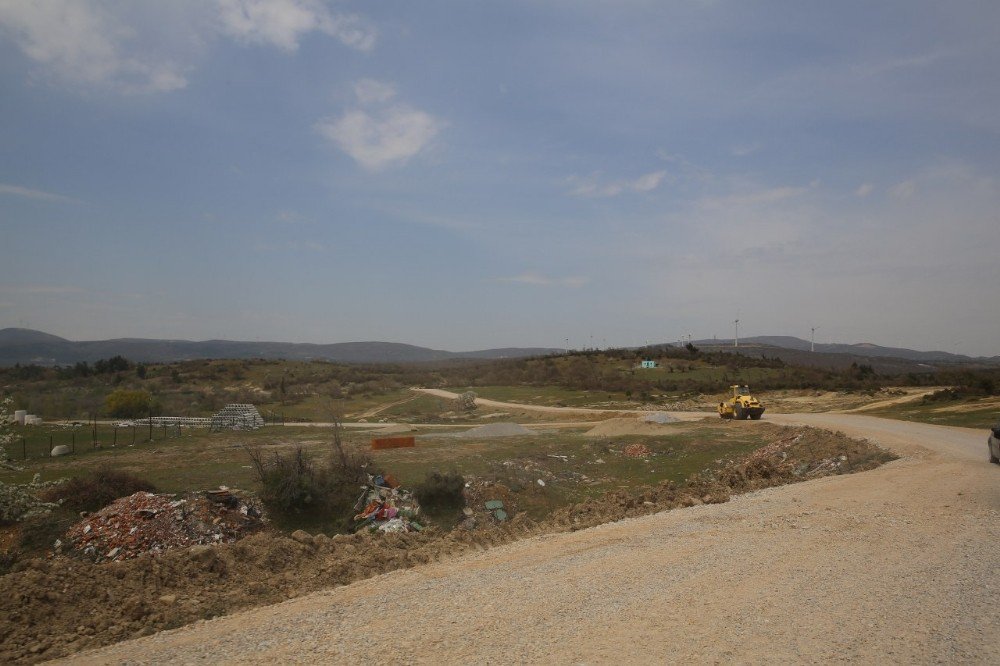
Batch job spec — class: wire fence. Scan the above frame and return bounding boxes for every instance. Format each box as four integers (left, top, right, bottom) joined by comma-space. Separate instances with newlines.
10, 410, 293, 461
10, 422, 191, 460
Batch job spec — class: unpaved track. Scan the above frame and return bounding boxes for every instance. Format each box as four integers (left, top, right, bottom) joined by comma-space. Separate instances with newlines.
413, 387, 636, 415
63, 414, 999, 664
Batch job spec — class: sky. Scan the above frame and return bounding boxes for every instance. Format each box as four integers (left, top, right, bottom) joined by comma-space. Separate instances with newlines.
1, 1, 999, 356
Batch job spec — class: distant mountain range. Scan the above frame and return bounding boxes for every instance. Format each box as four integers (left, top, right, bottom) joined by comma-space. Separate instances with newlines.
0, 328, 996, 369
688, 336, 999, 373
0, 329, 561, 366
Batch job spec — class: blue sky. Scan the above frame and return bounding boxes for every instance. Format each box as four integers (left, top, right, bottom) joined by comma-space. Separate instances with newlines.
1, 1, 998, 355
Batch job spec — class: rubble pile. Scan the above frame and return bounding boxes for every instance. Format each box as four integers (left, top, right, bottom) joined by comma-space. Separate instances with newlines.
622, 442, 653, 458
353, 475, 423, 533
66, 488, 265, 562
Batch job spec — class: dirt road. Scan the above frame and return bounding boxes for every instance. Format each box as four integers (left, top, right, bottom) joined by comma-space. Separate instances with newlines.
413, 387, 638, 415
63, 414, 998, 664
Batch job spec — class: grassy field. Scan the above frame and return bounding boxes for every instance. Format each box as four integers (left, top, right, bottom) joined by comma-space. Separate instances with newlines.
2, 420, 777, 527
866, 396, 999, 429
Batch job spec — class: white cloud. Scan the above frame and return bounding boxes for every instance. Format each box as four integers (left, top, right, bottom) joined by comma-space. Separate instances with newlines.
216, 0, 375, 52
0, 182, 79, 203
496, 273, 590, 288
316, 80, 443, 171
698, 185, 806, 210
0, 0, 187, 93
855, 183, 874, 197
568, 170, 667, 198
889, 180, 917, 200
353, 79, 396, 104
0, 0, 375, 95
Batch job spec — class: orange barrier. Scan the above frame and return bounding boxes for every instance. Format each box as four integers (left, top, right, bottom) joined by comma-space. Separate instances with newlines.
371, 436, 415, 450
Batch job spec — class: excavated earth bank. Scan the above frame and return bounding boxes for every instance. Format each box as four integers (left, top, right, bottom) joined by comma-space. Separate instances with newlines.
0, 424, 893, 663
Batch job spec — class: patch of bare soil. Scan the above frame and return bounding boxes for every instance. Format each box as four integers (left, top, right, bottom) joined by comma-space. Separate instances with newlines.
0, 424, 894, 664
584, 417, 686, 437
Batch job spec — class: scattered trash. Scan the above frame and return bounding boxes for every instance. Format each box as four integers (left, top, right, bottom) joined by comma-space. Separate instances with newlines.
536, 479, 546, 487
547, 454, 569, 461
484, 499, 507, 522
353, 474, 422, 533
66, 488, 265, 562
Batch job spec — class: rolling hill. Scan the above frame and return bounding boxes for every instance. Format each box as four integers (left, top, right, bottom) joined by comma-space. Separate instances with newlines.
0, 329, 561, 366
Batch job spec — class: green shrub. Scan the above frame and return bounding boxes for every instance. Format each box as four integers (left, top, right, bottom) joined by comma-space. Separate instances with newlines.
44, 466, 157, 512
414, 470, 466, 511
246, 423, 372, 528
104, 389, 154, 418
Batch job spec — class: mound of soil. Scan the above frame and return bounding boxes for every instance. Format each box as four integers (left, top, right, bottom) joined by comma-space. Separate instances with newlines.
585, 417, 678, 437
0, 424, 895, 664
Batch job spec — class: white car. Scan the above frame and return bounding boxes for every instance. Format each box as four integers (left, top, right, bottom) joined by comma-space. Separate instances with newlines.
989, 422, 1000, 464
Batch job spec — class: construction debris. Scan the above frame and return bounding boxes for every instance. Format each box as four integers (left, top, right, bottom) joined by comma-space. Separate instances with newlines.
484, 499, 508, 522
65, 488, 265, 562
622, 442, 653, 458
130, 404, 265, 431
353, 475, 422, 533
642, 411, 679, 424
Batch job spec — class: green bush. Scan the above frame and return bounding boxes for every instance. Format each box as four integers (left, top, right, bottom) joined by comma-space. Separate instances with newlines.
246, 423, 372, 528
414, 470, 466, 511
44, 466, 157, 512
104, 389, 155, 418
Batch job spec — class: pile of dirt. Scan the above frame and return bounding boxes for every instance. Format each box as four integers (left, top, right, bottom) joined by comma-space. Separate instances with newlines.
585, 417, 679, 437
454, 422, 534, 438
65, 489, 264, 563
0, 424, 895, 664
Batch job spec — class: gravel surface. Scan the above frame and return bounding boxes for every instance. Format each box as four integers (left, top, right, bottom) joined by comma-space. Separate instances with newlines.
60, 414, 999, 664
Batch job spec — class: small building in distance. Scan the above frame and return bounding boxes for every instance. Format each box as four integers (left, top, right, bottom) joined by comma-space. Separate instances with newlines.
640, 359, 658, 369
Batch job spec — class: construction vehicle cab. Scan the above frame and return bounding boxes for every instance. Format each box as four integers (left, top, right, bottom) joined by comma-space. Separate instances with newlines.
718, 385, 765, 420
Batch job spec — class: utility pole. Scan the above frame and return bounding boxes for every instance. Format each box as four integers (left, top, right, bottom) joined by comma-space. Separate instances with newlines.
811, 326, 819, 352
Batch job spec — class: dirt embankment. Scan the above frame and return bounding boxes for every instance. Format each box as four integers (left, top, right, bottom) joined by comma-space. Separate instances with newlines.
0, 424, 892, 663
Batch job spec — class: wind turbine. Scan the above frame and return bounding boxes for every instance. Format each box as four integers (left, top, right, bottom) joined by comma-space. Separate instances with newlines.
810, 326, 819, 352
734, 318, 740, 348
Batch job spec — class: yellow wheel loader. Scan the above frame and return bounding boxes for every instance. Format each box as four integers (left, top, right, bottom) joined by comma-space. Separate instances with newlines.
718, 385, 765, 420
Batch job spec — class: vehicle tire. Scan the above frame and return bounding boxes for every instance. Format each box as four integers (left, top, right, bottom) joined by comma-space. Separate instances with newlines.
734, 405, 745, 420
750, 412, 762, 420
990, 448, 999, 464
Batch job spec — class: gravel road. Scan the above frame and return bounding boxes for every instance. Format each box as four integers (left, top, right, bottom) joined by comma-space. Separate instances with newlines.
60, 414, 999, 664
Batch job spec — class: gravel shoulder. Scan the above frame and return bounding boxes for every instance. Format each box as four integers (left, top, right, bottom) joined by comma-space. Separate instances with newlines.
61, 414, 1000, 664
